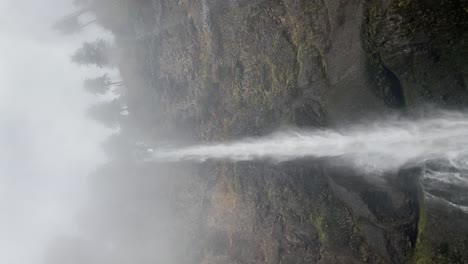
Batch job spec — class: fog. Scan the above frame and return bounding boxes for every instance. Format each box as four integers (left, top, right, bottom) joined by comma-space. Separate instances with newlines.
0, 1, 109, 263
1, 0, 467, 263
1, 1, 197, 263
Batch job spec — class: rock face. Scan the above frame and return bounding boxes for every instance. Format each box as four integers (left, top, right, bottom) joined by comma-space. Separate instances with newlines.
92, 0, 468, 263
362, 0, 468, 107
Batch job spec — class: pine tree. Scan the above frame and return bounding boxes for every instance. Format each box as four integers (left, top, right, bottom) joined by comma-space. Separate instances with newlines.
86, 99, 126, 128
83, 74, 123, 95
72, 39, 110, 68
53, 8, 95, 35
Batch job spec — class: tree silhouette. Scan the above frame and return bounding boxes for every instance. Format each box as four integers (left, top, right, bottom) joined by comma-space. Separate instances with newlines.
101, 132, 131, 159
72, 39, 110, 68
101, 130, 151, 160
53, 6, 95, 35
84, 74, 123, 95
86, 99, 126, 128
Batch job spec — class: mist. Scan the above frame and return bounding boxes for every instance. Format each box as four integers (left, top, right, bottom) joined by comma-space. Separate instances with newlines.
0, 1, 109, 263
2, 0, 468, 263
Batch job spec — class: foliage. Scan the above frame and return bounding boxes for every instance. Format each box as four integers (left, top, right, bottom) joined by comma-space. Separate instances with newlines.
83, 74, 122, 95
86, 99, 125, 128
53, 9, 95, 35
53, 15, 82, 35
72, 39, 110, 68
83, 74, 110, 95
101, 131, 151, 160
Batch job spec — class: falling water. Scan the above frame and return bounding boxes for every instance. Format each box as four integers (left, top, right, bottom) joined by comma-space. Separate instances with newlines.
152, 109, 468, 211
153, 109, 468, 172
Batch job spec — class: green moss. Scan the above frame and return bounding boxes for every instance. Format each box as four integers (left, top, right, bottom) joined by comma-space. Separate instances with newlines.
230, 163, 243, 193
411, 189, 430, 263
417, 199, 427, 241
261, 180, 274, 204
196, 78, 220, 118
309, 195, 355, 248
311, 213, 329, 243
411, 188, 466, 264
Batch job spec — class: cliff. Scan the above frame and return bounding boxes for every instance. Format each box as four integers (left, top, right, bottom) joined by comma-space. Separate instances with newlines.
90, 0, 468, 263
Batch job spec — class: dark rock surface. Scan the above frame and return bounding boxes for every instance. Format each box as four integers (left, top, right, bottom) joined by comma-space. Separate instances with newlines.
91, 0, 468, 263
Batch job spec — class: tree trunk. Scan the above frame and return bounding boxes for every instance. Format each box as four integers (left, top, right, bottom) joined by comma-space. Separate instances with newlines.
107, 81, 124, 87
68, 7, 90, 19
80, 19, 97, 29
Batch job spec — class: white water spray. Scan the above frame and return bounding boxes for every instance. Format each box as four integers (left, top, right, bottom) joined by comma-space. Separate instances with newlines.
153, 110, 468, 173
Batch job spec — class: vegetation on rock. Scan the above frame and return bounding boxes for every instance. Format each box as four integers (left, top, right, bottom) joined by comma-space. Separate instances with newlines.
46, 0, 468, 263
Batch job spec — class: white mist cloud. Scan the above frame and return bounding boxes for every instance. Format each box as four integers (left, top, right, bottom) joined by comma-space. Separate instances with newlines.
0, 0, 111, 263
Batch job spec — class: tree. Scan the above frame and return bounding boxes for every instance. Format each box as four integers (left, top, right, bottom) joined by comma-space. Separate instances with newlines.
72, 39, 111, 68
101, 132, 131, 159
86, 99, 126, 128
52, 3, 95, 35
101, 130, 152, 160
84, 74, 123, 95
53, 15, 96, 35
